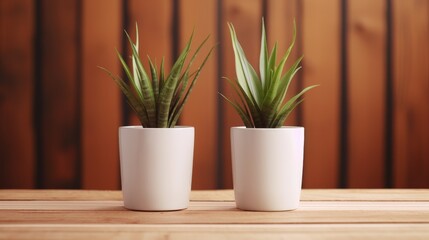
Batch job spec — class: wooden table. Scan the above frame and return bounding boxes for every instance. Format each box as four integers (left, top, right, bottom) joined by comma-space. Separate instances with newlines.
0, 189, 429, 239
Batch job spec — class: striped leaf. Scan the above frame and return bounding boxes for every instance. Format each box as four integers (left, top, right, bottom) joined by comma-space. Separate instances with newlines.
101, 24, 212, 128
222, 19, 318, 128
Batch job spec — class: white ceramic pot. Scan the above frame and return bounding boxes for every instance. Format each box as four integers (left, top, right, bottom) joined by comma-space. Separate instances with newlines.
119, 126, 194, 211
231, 126, 304, 211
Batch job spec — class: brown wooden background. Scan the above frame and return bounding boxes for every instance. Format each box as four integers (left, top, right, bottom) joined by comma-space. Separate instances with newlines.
1, 0, 428, 190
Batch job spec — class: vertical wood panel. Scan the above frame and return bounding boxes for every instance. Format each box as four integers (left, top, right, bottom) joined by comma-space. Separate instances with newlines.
39, 0, 80, 188
393, 0, 429, 188
1, 0, 429, 190
179, 0, 219, 189
266, 0, 301, 126
347, 0, 386, 188
301, 0, 341, 188
127, 0, 173, 126
0, 0, 35, 188
221, 0, 263, 188
81, 0, 122, 189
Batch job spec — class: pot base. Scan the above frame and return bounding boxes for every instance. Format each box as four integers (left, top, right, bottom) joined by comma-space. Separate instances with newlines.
123, 206, 188, 212
236, 206, 299, 212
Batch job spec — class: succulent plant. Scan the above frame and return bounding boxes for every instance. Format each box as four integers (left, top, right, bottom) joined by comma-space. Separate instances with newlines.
101, 24, 214, 128
220, 20, 318, 128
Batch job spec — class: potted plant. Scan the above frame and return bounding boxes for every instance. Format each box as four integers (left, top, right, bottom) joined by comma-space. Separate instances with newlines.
220, 20, 318, 211
101, 25, 213, 211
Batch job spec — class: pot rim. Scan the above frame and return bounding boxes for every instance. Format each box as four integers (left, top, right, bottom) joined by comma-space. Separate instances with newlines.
231, 126, 304, 131
120, 126, 194, 130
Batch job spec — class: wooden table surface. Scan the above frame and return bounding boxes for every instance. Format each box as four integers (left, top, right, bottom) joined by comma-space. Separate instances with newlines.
1, 189, 429, 239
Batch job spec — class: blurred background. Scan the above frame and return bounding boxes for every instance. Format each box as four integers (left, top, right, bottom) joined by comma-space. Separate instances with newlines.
1, 0, 428, 190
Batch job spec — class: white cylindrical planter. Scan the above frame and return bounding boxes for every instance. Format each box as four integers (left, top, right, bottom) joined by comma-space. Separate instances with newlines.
119, 126, 194, 211
231, 126, 304, 211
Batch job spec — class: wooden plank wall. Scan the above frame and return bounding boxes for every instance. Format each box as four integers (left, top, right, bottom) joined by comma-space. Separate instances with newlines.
0, 0, 428, 190
0, 0, 35, 188
301, 0, 341, 188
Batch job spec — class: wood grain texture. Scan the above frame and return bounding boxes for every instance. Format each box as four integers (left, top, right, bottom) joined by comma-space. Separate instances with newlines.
347, 0, 386, 188
220, 0, 263, 188
81, 0, 122, 190
392, 0, 429, 188
2, 189, 429, 201
38, 0, 80, 188
0, 0, 35, 188
301, 0, 341, 188
1, 224, 429, 240
179, 0, 219, 189
1, 190, 429, 239
1, 201, 429, 224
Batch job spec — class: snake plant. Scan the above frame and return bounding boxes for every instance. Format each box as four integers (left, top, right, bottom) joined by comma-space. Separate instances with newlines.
220, 20, 318, 128
101, 25, 214, 128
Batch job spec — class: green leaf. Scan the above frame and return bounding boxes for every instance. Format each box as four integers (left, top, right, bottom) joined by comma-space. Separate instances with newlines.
265, 42, 277, 92
131, 25, 141, 92
170, 45, 215, 127
228, 23, 263, 106
222, 19, 318, 128
159, 57, 165, 90
223, 77, 254, 127
157, 32, 194, 127
271, 98, 304, 128
260, 18, 268, 89
169, 71, 189, 126
168, 35, 211, 125
227, 23, 250, 97
219, 93, 254, 128
101, 24, 213, 128
272, 84, 319, 127
98, 67, 149, 126
115, 49, 142, 100
147, 56, 159, 104
125, 31, 157, 127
